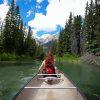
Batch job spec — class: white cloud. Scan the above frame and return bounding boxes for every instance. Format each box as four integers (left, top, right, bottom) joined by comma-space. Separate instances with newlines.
26, 10, 32, 17
32, 26, 58, 39
0, 0, 9, 21
29, 0, 91, 38
48, 0, 52, 3
40, 33, 51, 38
37, 0, 44, 3
32, 29, 39, 38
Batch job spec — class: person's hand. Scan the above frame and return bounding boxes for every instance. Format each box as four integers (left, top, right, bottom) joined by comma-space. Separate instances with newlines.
38, 69, 40, 74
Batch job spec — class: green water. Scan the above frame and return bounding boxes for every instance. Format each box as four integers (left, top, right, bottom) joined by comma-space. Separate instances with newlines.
0, 61, 40, 100
57, 61, 100, 100
0, 61, 100, 100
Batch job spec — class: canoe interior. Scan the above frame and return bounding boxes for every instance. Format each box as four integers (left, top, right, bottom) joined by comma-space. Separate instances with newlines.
13, 74, 86, 100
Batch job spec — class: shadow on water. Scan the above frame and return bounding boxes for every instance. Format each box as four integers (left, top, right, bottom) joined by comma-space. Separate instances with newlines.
56, 60, 100, 100
0, 61, 41, 100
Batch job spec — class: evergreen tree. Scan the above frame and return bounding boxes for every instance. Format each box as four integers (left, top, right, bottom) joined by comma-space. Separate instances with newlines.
68, 12, 73, 53
3, 0, 15, 52
35, 45, 45, 60
0, 19, 3, 53
82, 2, 89, 53
14, 6, 21, 53
84, 0, 95, 52
63, 22, 71, 53
73, 15, 82, 55
51, 41, 58, 55
13, 6, 25, 55
57, 30, 65, 56
63, 12, 73, 54
83, 0, 100, 54
92, 0, 100, 54
24, 26, 37, 57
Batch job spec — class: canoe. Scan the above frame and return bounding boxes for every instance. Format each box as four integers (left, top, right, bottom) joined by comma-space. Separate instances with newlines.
13, 73, 87, 100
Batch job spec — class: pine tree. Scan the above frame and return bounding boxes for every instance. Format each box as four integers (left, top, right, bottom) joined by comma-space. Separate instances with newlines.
83, 0, 100, 54
14, 6, 25, 54
24, 26, 37, 57
51, 41, 58, 55
74, 15, 82, 55
92, 0, 100, 54
35, 45, 45, 60
3, 0, 15, 52
85, 0, 95, 52
57, 30, 65, 56
82, 2, 89, 53
66, 12, 73, 53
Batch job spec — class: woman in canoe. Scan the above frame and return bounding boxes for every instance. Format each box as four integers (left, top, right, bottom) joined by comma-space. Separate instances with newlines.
38, 51, 59, 84
38, 51, 57, 75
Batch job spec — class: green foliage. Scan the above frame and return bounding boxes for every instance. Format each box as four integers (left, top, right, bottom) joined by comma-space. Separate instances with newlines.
57, 30, 65, 56
57, 0, 100, 57
51, 41, 58, 55
56, 54, 80, 64
57, 12, 82, 56
0, 0, 45, 60
24, 26, 37, 58
35, 45, 45, 60
73, 15, 82, 55
0, 53, 16, 61
3, 0, 16, 52
83, 0, 100, 54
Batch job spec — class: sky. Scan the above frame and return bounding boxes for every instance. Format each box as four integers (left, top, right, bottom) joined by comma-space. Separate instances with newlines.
0, 0, 92, 38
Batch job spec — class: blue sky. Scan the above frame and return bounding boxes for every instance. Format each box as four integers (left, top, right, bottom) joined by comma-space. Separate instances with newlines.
0, 0, 92, 38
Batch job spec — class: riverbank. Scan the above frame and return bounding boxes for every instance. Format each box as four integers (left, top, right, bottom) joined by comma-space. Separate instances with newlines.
81, 53, 100, 66
56, 53, 100, 67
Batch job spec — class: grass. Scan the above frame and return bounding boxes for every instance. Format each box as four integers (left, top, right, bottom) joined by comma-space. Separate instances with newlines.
56, 54, 82, 64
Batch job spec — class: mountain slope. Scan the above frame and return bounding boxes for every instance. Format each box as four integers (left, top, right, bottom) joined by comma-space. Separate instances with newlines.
35, 34, 59, 51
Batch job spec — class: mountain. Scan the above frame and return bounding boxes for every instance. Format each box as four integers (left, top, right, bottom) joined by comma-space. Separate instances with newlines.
35, 34, 59, 51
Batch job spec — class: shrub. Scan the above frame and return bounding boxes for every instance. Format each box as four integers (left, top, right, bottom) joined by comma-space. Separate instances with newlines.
0, 53, 16, 61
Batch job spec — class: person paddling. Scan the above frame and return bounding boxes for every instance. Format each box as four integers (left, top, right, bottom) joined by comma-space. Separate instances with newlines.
38, 51, 57, 84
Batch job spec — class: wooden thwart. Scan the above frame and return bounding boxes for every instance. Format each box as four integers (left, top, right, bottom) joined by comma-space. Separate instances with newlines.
24, 86, 77, 89
38, 74, 62, 76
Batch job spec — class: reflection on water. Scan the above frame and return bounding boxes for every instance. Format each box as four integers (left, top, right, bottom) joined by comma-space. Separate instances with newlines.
0, 62, 40, 100
57, 61, 100, 100
0, 61, 100, 100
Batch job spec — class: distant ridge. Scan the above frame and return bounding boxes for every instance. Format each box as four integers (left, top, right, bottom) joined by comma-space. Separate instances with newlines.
35, 34, 59, 51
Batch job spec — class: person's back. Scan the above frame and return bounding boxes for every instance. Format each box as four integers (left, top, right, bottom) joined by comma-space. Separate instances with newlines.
44, 52, 55, 74
38, 51, 57, 84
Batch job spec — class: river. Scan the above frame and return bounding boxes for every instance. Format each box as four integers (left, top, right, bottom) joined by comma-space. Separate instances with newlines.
57, 61, 100, 100
0, 61, 41, 100
0, 61, 100, 100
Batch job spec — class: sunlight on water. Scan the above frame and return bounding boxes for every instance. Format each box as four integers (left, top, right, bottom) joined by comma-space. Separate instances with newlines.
0, 62, 40, 100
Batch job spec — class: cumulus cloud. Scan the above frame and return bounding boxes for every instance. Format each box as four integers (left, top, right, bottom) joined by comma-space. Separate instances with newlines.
28, 0, 92, 37
0, 0, 9, 21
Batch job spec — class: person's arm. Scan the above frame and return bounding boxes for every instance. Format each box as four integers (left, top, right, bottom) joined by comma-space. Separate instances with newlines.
38, 61, 45, 73
55, 66, 60, 74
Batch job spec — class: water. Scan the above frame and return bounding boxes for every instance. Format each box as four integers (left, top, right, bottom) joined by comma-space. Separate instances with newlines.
0, 61, 41, 100
57, 61, 100, 100
0, 61, 100, 100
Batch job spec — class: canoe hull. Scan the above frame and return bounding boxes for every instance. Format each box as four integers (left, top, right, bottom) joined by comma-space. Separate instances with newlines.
13, 74, 86, 100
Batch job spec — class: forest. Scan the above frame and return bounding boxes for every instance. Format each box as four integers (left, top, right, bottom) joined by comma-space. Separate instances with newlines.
0, 0, 44, 60
51, 0, 100, 58
0, 0, 100, 62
